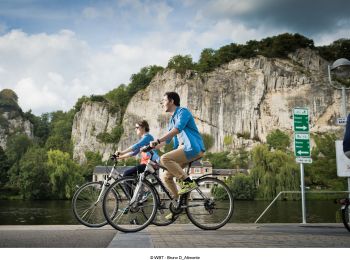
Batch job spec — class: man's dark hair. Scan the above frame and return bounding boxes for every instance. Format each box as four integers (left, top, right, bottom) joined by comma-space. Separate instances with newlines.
164, 92, 180, 106
137, 120, 150, 132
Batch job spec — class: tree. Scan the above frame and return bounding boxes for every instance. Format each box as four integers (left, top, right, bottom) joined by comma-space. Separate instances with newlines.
167, 55, 194, 75
47, 150, 84, 199
305, 133, 346, 189
250, 144, 299, 199
227, 174, 256, 200
266, 129, 291, 151
18, 147, 51, 199
0, 146, 10, 186
0, 89, 21, 113
204, 152, 233, 169
127, 65, 164, 97
82, 151, 103, 181
196, 48, 219, 73
6, 134, 33, 189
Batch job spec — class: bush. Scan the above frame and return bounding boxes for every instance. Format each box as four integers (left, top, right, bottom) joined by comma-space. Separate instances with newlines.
227, 174, 256, 200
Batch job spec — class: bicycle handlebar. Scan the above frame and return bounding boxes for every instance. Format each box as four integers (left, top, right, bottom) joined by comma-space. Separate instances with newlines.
141, 145, 154, 153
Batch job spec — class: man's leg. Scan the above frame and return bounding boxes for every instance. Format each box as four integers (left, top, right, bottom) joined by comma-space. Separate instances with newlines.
160, 147, 203, 198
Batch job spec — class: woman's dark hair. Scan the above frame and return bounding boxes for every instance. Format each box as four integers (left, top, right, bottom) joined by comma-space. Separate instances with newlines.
164, 92, 180, 106
137, 120, 150, 132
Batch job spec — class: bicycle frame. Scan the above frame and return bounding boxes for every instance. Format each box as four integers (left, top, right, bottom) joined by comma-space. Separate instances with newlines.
95, 160, 121, 204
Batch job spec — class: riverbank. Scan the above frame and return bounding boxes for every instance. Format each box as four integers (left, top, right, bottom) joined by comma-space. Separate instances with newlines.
0, 199, 343, 224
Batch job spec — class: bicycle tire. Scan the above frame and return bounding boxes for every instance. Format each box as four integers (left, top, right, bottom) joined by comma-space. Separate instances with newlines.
72, 181, 118, 228
342, 204, 350, 232
185, 177, 234, 230
102, 176, 157, 233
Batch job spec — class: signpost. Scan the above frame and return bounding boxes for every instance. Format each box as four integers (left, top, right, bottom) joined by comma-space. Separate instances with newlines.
293, 108, 312, 224
337, 117, 347, 126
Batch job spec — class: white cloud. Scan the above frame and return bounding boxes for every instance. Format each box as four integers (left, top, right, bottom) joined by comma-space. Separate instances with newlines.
0, 29, 176, 115
313, 27, 350, 46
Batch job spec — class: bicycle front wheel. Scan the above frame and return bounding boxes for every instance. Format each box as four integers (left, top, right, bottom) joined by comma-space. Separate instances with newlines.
103, 177, 157, 233
185, 177, 234, 230
72, 181, 118, 227
342, 204, 350, 232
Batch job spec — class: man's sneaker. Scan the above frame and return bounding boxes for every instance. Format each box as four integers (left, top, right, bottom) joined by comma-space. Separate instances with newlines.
165, 213, 173, 220
178, 181, 198, 195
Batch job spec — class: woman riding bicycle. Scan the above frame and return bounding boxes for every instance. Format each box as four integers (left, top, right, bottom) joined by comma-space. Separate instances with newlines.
114, 120, 160, 177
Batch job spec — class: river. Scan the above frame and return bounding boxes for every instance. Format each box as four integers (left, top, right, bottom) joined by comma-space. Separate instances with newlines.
0, 199, 342, 225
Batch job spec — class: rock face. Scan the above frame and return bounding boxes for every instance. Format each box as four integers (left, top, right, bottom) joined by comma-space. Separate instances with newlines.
71, 101, 121, 164
0, 111, 34, 149
72, 48, 346, 162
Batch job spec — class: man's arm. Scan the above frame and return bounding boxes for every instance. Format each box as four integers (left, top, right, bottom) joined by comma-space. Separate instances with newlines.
150, 128, 179, 149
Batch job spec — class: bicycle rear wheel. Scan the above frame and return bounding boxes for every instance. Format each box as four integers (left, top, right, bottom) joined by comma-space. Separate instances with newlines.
185, 177, 234, 230
103, 177, 157, 232
341, 204, 350, 232
72, 181, 118, 227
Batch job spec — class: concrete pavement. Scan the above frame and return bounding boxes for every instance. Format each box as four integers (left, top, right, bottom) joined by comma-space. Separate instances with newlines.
0, 223, 349, 248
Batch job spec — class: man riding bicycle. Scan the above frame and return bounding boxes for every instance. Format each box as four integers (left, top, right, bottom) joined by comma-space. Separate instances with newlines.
150, 92, 205, 207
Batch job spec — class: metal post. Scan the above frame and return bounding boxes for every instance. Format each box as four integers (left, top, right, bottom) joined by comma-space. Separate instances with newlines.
300, 163, 306, 224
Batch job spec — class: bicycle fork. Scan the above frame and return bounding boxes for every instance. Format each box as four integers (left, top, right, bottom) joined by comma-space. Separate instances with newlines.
95, 180, 109, 205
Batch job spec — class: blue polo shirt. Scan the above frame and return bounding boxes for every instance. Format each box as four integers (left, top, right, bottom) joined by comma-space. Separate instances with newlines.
131, 133, 160, 163
343, 114, 350, 153
166, 106, 206, 160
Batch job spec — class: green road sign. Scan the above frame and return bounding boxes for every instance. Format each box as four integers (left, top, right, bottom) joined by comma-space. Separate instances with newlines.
294, 133, 311, 157
293, 108, 309, 132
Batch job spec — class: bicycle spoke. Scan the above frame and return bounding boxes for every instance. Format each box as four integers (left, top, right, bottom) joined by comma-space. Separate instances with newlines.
185, 177, 234, 230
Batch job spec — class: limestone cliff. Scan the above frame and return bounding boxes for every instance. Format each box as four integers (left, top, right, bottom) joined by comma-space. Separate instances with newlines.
72, 48, 346, 162
71, 101, 121, 163
0, 111, 34, 149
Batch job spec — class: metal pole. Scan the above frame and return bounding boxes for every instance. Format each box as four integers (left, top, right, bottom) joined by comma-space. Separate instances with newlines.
300, 163, 306, 224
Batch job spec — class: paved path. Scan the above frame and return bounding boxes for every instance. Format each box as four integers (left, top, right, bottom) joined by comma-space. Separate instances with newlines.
0, 224, 349, 248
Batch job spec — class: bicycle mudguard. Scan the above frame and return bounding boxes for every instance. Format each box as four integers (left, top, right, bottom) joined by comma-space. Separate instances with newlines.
195, 173, 220, 180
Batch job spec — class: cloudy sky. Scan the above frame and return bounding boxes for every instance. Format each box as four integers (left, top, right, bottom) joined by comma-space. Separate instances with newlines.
0, 0, 349, 115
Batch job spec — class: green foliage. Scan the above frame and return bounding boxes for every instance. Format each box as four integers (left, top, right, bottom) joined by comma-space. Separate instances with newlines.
196, 48, 219, 73
18, 147, 51, 200
127, 65, 164, 97
104, 84, 129, 114
266, 129, 290, 151
97, 124, 124, 144
0, 146, 10, 186
229, 148, 250, 169
227, 174, 256, 200
74, 96, 89, 112
193, 33, 314, 73
167, 55, 195, 75
45, 110, 75, 154
224, 135, 233, 146
23, 111, 50, 145
250, 144, 299, 200
305, 133, 346, 189
317, 38, 350, 62
0, 89, 21, 113
212, 184, 230, 200
237, 132, 250, 139
81, 151, 103, 181
201, 133, 214, 150
47, 150, 84, 199
204, 152, 233, 169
